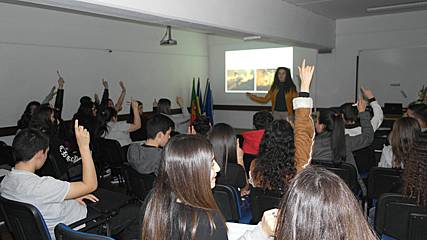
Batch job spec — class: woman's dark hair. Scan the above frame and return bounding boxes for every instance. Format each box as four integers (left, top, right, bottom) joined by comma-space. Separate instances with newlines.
275, 166, 378, 240
408, 103, 427, 128
128, 100, 143, 123
270, 67, 296, 92
17, 101, 41, 129
94, 107, 117, 138
403, 132, 427, 207
254, 120, 296, 191
29, 104, 56, 137
389, 117, 420, 168
340, 102, 359, 123
157, 98, 172, 115
253, 111, 273, 130
207, 123, 237, 175
193, 115, 211, 137
318, 109, 346, 163
141, 135, 224, 240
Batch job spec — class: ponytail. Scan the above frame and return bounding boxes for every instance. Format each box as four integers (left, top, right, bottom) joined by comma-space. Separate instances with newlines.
318, 109, 346, 163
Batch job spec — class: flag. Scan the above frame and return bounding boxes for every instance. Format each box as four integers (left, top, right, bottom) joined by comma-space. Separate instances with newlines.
197, 77, 204, 113
203, 78, 214, 124
191, 78, 201, 123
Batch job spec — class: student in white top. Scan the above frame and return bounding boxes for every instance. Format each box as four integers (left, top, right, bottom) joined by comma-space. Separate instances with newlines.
341, 87, 384, 136
99, 100, 141, 147
154, 96, 190, 134
378, 117, 420, 168
0, 121, 98, 239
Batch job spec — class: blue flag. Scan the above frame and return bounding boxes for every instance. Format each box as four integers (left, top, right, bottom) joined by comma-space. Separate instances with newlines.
203, 78, 213, 124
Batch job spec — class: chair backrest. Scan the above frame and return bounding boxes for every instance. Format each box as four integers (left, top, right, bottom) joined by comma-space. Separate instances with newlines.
408, 213, 427, 240
0, 196, 51, 240
375, 193, 427, 240
312, 161, 359, 194
368, 167, 403, 200
250, 187, 282, 223
122, 163, 155, 201
353, 145, 376, 175
213, 184, 240, 222
54, 223, 114, 240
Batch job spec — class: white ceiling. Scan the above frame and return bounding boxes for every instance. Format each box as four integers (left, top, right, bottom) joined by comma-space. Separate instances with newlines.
283, 0, 427, 19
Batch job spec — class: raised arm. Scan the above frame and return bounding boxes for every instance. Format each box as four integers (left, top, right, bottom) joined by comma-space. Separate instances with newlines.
65, 120, 98, 200
128, 100, 142, 132
294, 59, 315, 172
100, 78, 109, 107
361, 87, 383, 131
348, 98, 374, 151
176, 96, 190, 117
246, 91, 272, 103
41, 86, 56, 104
114, 81, 126, 112
54, 70, 64, 119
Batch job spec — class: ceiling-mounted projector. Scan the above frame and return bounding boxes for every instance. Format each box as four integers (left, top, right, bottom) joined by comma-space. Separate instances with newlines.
160, 25, 177, 46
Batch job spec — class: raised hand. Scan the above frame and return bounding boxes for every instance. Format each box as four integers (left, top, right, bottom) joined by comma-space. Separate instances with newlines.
74, 120, 90, 148
102, 79, 109, 89
131, 99, 139, 110
357, 97, 367, 112
298, 59, 315, 93
153, 98, 158, 107
187, 125, 196, 135
361, 87, 374, 99
176, 96, 184, 107
75, 194, 99, 206
57, 70, 64, 89
119, 81, 126, 92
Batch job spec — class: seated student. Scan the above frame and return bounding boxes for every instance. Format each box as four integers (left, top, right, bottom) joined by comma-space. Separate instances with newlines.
98, 100, 141, 147
241, 111, 273, 158
207, 123, 247, 190
193, 115, 211, 137
379, 117, 420, 168
406, 103, 427, 132
0, 122, 97, 238
312, 99, 374, 196
250, 119, 296, 192
154, 96, 190, 134
140, 134, 228, 240
127, 114, 174, 175
17, 71, 65, 131
29, 105, 81, 179
240, 166, 378, 240
247, 60, 316, 192
341, 87, 383, 136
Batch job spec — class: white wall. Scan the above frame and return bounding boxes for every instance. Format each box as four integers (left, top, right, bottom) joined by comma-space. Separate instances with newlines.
20, 0, 335, 49
208, 35, 318, 128
316, 10, 427, 107
0, 2, 208, 127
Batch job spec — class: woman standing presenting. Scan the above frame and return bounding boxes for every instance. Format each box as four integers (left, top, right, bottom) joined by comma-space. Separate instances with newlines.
246, 67, 297, 120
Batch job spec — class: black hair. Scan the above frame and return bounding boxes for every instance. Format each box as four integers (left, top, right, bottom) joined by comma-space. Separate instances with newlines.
255, 120, 296, 190
270, 67, 297, 92
340, 102, 359, 123
17, 101, 41, 130
408, 103, 427, 127
146, 114, 175, 139
80, 96, 92, 105
193, 115, 211, 137
207, 123, 237, 173
157, 98, 172, 115
318, 109, 346, 163
94, 107, 117, 138
12, 128, 49, 163
29, 104, 56, 137
253, 111, 273, 130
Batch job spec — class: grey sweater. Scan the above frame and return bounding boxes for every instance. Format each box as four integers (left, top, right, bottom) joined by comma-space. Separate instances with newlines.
127, 143, 162, 175
312, 111, 374, 195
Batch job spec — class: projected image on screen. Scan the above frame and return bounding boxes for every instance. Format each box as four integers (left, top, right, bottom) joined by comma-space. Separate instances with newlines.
225, 47, 293, 93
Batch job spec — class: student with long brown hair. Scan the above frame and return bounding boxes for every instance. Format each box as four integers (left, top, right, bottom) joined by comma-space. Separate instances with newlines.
274, 166, 378, 240
140, 134, 227, 240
